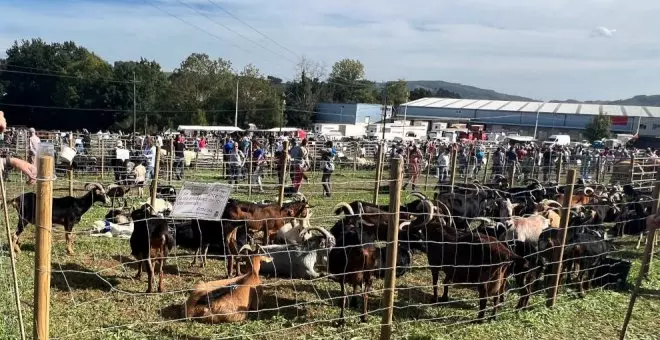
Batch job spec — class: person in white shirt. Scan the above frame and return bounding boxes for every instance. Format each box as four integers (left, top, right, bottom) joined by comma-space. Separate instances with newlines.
28, 127, 41, 165
436, 148, 450, 182
143, 137, 157, 180
228, 145, 245, 185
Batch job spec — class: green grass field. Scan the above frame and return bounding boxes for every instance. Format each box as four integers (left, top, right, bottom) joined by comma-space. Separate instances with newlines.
0, 165, 658, 340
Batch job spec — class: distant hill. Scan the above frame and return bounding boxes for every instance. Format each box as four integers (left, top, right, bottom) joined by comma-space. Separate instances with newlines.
602, 95, 660, 106
405, 80, 533, 101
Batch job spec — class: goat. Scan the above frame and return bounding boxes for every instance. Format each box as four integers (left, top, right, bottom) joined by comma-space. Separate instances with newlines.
192, 200, 309, 269
185, 246, 270, 323
11, 182, 109, 255
555, 186, 594, 206
411, 215, 531, 321
129, 203, 175, 293
498, 198, 551, 244
539, 226, 612, 298
327, 215, 378, 325
138, 198, 173, 215
258, 227, 335, 279
275, 211, 313, 244
106, 183, 131, 207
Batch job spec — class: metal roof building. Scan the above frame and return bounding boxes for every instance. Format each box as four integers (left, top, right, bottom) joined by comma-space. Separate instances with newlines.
399, 98, 660, 137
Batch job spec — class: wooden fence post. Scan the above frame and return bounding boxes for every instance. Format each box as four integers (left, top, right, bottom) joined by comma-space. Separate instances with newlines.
482, 152, 490, 183
100, 137, 105, 181
150, 146, 161, 208
278, 141, 289, 207
169, 138, 174, 183
248, 145, 254, 199
68, 135, 74, 196
629, 154, 636, 184
464, 145, 472, 185
595, 155, 602, 183
34, 144, 55, 340
379, 157, 403, 340
0, 167, 26, 340
353, 142, 358, 173
449, 148, 458, 194
555, 156, 563, 184
424, 152, 432, 190
619, 177, 660, 340
546, 169, 577, 308
372, 142, 384, 204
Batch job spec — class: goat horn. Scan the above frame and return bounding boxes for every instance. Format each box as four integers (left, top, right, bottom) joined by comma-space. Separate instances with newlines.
240, 244, 254, 254
422, 199, 435, 225
435, 200, 454, 227
583, 187, 594, 196
542, 199, 563, 208
399, 221, 411, 230
407, 192, 427, 201
357, 202, 365, 216
85, 182, 105, 192
473, 217, 494, 225
333, 202, 355, 216
523, 178, 541, 185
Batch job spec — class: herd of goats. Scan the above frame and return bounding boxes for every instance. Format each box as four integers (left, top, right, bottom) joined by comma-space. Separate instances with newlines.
4, 175, 656, 326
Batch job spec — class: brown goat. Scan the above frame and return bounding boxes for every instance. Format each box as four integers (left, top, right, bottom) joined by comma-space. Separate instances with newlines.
185, 250, 270, 323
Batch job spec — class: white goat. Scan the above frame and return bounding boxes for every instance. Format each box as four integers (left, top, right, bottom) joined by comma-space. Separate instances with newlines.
500, 198, 550, 243
275, 211, 313, 244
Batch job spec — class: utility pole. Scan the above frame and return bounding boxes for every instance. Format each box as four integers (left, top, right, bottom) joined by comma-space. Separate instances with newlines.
133, 71, 137, 137
280, 95, 285, 135
234, 77, 239, 127
381, 88, 388, 141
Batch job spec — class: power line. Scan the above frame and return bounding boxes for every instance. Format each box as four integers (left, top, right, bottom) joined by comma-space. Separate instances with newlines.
175, 0, 296, 64
144, 0, 251, 54
0, 65, 139, 84
205, 0, 300, 58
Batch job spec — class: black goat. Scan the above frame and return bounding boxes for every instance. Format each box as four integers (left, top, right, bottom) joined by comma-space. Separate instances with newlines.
152, 184, 177, 203
11, 182, 109, 255
130, 203, 175, 293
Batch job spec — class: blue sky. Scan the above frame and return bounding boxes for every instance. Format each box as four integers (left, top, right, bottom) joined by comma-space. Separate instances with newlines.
0, 0, 658, 100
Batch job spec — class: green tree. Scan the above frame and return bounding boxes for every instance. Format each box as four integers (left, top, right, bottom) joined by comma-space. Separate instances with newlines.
109, 59, 168, 131
584, 113, 612, 141
435, 87, 461, 98
409, 88, 433, 101
327, 58, 376, 103
379, 79, 408, 107
285, 57, 330, 128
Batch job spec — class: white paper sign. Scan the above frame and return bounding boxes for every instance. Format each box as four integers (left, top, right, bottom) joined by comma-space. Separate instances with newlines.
171, 182, 232, 219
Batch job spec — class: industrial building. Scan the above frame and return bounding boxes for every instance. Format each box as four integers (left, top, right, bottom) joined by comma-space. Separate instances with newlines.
400, 97, 660, 140
315, 103, 393, 125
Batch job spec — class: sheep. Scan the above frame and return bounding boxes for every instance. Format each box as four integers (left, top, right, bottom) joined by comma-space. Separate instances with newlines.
258, 227, 335, 279
129, 203, 175, 293
185, 246, 270, 324
11, 182, 110, 255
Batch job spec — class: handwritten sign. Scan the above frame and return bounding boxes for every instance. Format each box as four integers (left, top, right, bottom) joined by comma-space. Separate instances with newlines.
171, 182, 232, 219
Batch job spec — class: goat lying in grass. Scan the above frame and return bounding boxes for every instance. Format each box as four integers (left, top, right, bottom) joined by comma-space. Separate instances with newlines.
185, 245, 271, 323
258, 227, 335, 279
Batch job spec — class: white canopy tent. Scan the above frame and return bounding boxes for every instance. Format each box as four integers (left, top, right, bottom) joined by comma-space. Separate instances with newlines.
177, 125, 244, 132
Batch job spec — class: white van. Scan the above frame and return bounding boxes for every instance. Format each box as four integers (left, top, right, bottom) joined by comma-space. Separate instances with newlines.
542, 135, 571, 147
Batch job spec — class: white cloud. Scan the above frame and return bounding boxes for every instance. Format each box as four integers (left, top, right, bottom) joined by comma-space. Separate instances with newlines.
591, 26, 617, 38
0, 0, 659, 100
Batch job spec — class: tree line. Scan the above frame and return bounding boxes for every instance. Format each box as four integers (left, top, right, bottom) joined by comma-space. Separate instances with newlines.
0, 39, 459, 132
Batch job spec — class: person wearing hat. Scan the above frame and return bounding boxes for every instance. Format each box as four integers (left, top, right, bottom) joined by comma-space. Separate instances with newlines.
0, 112, 37, 184
28, 127, 41, 165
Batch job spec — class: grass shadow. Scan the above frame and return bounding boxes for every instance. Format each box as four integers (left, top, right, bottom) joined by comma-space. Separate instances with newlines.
111, 254, 187, 276
51, 262, 120, 292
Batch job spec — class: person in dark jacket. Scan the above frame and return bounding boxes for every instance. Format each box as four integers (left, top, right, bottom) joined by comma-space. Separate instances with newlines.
174, 133, 186, 180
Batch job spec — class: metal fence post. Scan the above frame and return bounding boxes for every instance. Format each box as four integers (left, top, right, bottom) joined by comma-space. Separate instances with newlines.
373, 142, 384, 204
150, 146, 161, 208
278, 141, 289, 206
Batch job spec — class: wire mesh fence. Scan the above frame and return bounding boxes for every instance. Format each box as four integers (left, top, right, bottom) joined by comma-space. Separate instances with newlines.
0, 136, 659, 339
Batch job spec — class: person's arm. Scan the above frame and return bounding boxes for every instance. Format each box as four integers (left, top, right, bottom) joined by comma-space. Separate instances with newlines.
8, 157, 37, 184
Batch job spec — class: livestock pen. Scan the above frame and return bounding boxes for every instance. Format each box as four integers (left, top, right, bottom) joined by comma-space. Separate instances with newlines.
0, 141, 659, 340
